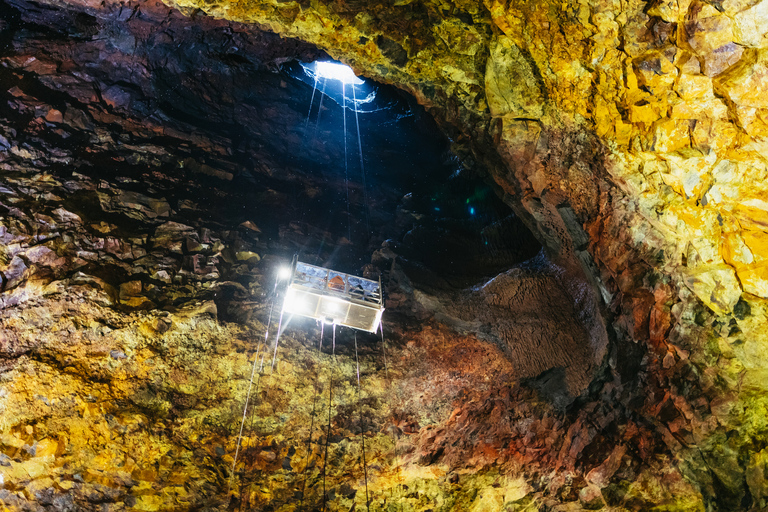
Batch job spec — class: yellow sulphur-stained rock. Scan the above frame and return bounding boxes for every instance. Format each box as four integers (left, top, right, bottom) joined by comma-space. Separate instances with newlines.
746, 448, 768, 504
235, 251, 260, 261
485, 35, 544, 119
732, 1, 768, 48
683, 264, 743, 314
34, 437, 61, 458
134, 494, 164, 512
2, 456, 54, 484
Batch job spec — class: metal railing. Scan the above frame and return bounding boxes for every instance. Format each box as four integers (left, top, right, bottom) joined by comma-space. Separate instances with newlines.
290, 261, 382, 306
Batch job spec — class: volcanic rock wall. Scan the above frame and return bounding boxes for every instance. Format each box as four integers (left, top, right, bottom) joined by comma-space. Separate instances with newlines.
0, 140, 683, 511
1, 0, 768, 510
0, 0, 627, 510
149, 0, 768, 509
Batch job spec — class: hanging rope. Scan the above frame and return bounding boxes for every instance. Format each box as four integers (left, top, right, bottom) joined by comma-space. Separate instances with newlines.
320, 325, 337, 512
379, 322, 404, 510
270, 309, 286, 372
238, 352, 267, 511
379, 321, 389, 381
229, 277, 280, 499
305, 75, 319, 129
298, 322, 325, 512
229, 342, 262, 499
301, 77, 328, 229
354, 333, 371, 511
244, 347, 269, 454
233, 270, 292, 510
312, 78, 329, 144
240, 299, 289, 509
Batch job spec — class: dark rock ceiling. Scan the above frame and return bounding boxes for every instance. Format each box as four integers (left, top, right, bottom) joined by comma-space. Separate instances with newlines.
0, 0, 539, 275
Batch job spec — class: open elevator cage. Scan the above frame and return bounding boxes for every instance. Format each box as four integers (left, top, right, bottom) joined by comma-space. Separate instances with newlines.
281, 257, 384, 333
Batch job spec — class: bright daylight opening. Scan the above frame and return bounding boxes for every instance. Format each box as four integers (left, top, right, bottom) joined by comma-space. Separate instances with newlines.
314, 61, 364, 85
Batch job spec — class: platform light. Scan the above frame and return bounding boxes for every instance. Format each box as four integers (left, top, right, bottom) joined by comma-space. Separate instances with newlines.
277, 266, 292, 280
286, 296, 310, 315
282, 259, 384, 333
315, 61, 364, 85
325, 300, 343, 312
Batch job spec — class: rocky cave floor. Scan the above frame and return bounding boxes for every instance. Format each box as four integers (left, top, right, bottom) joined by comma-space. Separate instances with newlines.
1, 0, 768, 510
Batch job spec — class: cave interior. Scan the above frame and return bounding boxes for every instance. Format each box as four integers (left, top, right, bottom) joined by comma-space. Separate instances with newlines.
1, 0, 768, 510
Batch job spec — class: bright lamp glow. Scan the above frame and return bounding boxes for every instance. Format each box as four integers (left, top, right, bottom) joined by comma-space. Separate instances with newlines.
325, 300, 342, 311
277, 266, 292, 280
286, 296, 308, 313
314, 61, 364, 85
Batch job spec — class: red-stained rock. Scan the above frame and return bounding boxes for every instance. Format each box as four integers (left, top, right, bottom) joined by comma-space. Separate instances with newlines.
627, 290, 655, 341
650, 303, 672, 346
45, 108, 64, 123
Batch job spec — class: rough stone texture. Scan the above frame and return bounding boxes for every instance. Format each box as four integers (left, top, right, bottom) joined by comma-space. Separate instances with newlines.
409, 252, 608, 408
3, 0, 768, 509
0, 1, 617, 509
134, 0, 768, 509
0, 166, 690, 511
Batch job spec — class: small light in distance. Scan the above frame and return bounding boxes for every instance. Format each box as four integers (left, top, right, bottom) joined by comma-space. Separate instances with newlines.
277, 266, 292, 280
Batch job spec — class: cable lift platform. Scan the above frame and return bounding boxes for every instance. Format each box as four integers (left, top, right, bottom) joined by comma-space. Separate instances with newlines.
281, 257, 384, 333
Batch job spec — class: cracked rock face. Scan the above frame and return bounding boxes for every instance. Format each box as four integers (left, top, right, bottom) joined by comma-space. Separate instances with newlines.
2, 0, 768, 510
145, 0, 768, 509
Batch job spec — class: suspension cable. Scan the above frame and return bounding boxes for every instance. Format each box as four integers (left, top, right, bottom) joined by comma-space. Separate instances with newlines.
301, 78, 328, 229
298, 322, 325, 512
241, 297, 289, 509
379, 321, 389, 380
229, 342, 262, 499
312, 78, 328, 144
270, 309, 286, 371
229, 277, 280, 498
320, 325, 337, 511
238, 354, 266, 512
354, 333, 371, 511
305, 75, 318, 129
380, 322, 403, 510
